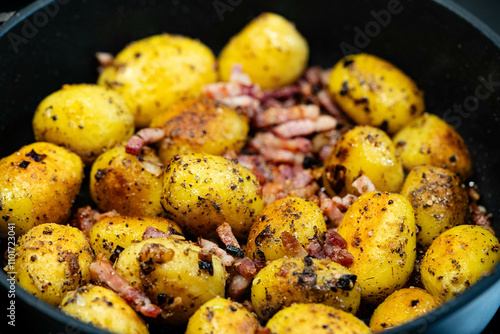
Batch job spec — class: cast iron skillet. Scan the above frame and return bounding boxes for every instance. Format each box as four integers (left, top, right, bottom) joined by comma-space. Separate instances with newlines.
1, 0, 499, 333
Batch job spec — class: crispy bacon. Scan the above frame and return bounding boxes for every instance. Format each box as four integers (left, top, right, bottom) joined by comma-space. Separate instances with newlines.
198, 237, 235, 266
228, 274, 253, 300
72, 206, 119, 237
234, 258, 257, 277
125, 128, 165, 155
254, 105, 320, 128
272, 115, 337, 138
217, 223, 240, 249
281, 231, 308, 257
142, 226, 168, 240
352, 175, 377, 195
249, 132, 312, 154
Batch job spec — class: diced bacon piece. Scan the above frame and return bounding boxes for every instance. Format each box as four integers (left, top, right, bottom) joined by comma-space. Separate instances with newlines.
352, 175, 376, 195
217, 223, 240, 249
272, 115, 337, 138
250, 132, 312, 154
259, 86, 301, 103
234, 258, 257, 277
228, 275, 253, 300
306, 238, 326, 259
142, 226, 168, 240
96, 52, 114, 73
198, 238, 235, 266
471, 202, 495, 235
125, 128, 165, 155
281, 231, 308, 258
317, 89, 343, 118
255, 105, 320, 128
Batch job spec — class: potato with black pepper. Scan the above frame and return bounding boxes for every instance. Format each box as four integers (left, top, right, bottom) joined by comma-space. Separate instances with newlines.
322, 125, 405, 195
421, 225, 500, 301
0, 142, 83, 235
329, 53, 425, 134
245, 197, 326, 263
161, 153, 264, 239
88, 216, 183, 260
251, 256, 361, 321
369, 287, 440, 332
218, 12, 309, 89
10, 223, 94, 306
337, 191, 417, 303
185, 297, 259, 334
90, 145, 164, 217
393, 113, 472, 180
60, 285, 149, 334
32, 84, 134, 165
114, 236, 226, 325
150, 96, 249, 165
400, 166, 469, 248
98, 34, 217, 127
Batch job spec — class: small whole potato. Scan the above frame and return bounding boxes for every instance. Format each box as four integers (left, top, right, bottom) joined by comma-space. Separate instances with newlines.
218, 12, 309, 89
114, 237, 227, 325
393, 113, 472, 180
369, 287, 440, 331
329, 53, 425, 134
60, 285, 149, 334
421, 225, 500, 301
265, 303, 371, 334
150, 96, 249, 164
0, 142, 84, 235
400, 166, 469, 248
245, 197, 326, 263
251, 256, 361, 320
88, 215, 183, 260
161, 153, 264, 239
90, 145, 164, 217
322, 125, 405, 195
337, 191, 417, 303
13, 223, 94, 306
98, 34, 217, 127
185, 297, 259, 334
32, 84, 135, 165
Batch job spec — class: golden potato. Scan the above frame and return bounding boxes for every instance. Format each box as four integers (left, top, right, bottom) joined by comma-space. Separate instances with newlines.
60, 285, 149, 334
245, 197, 326, 263
88, 216, 183, 260
114, 237, 226, 325
266, 303, 371, 334
90, 145, 164, 217
329, 53, 425, 134
400, 166, 469, 248
393, 113, 472, 180
337, 191, 417, 303
32, 84, 134, 165
421, 225, 500, 301
185, 297, 259, 334
0, 142, 83, 235
251, 256, 361, 320
322, 125, 404, 195
98, 34, 217, 127
161, 153, 264, 239
369, 287, 439, 332
12, 223, 93, 306
150, 96, 249, 164
218, 12, 309, 89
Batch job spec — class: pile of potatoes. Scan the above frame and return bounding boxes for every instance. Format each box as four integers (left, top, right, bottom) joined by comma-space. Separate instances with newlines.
1, 11, 499, 334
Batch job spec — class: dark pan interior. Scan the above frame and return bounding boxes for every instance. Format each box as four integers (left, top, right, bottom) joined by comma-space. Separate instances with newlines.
0, 0, 499, 333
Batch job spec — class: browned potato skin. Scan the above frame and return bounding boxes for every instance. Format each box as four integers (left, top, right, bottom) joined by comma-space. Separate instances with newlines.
369, 287, 440, 332
90, 145, 164, 217
88, 216, 183, 260
393, 113, 472, 180
245, 197, 326, 263
400, 166, 469, 248
251, 257, 361, 321
150, 96, 249, 165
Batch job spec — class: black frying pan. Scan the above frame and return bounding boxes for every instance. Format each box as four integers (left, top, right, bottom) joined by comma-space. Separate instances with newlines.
1, 1, 500, 333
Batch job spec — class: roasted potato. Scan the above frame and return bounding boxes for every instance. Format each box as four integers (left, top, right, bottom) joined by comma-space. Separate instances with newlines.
114, 236, 227, 325
400, 166, 469, 248
60, 285, 149, 334
90, 145, 164, 217
150, 96, 249, 164
369, 287, 440, 332
161, 153, 264, 239
393, 113, 472, 180
265, 303, 371, 334
245, 197, 326, 263
421, 225, 500, 301
98, 34, 217, 127
88, 216, 183, 260
32, 84, 134, 165
12, 223, 94, 306
328, 53, 425, 134
251, 256, 361, 320
337, 191, 417, 303
0, 142, 84, 235
322, 125, 405, 195
218, 12, 309, 89
185, 297, 259, 334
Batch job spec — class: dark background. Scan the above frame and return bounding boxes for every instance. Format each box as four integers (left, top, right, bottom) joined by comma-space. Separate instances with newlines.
1, 0, 499, 332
